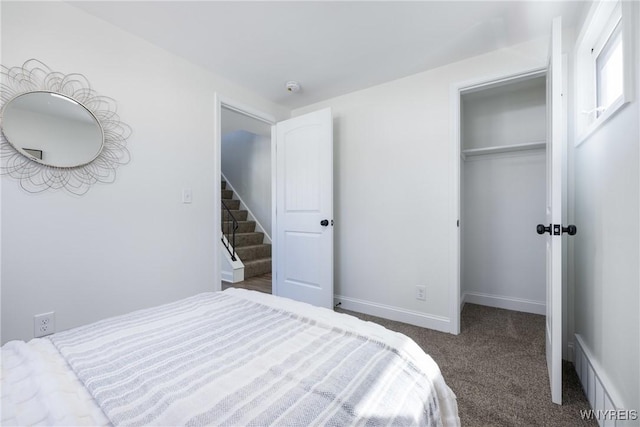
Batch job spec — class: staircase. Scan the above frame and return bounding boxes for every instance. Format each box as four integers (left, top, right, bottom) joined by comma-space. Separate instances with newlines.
221, 180, 272, 279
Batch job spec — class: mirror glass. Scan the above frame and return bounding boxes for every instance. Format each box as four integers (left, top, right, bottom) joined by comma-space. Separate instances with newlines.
1, 91, 104, 167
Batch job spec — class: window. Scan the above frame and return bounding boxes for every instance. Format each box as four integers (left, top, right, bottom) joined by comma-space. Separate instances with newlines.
574, 0, 635, 145
595, 22, 623, 117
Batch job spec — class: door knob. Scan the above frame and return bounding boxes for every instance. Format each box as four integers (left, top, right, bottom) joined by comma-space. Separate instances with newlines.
320, 219, 329, 226
536, 224, 551, 235
537, 224, 577, 236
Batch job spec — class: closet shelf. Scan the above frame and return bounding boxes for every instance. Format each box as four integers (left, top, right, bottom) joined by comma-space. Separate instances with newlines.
462, 141, 546, 158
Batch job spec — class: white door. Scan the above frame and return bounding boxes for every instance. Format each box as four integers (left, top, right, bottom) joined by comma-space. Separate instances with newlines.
274, 108, 333, 309
544, 16, 563, 405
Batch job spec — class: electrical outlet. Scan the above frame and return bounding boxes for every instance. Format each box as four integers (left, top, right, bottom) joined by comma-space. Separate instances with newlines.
182, 188, 192, 204
34, 312, 55, 338
416, 286, 426, 301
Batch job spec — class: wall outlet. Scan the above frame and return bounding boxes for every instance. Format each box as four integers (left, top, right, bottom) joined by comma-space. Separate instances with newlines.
416, 285, 426, 301
182, 188, 192, 204
34, 312, 55, 338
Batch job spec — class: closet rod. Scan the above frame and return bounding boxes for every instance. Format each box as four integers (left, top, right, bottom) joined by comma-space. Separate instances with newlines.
462, 141, 546, 158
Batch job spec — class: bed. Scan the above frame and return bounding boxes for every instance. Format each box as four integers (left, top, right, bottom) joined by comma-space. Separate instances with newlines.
1, 288, 459, 426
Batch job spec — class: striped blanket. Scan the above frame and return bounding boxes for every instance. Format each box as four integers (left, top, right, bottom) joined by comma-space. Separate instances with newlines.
49, 289, 459, 426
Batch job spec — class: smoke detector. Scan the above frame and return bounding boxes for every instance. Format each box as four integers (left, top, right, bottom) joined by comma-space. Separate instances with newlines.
285, 81, 301, 93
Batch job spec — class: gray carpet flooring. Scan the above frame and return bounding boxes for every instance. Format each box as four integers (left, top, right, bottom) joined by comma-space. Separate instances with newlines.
338, 303, 597, 427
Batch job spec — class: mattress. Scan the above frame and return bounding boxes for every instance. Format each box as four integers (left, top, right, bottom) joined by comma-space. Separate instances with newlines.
1, 288, 459, 426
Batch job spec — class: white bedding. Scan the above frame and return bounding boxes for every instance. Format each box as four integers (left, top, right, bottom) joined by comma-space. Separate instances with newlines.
1, 338, 110, 426
1, 289, 459, 426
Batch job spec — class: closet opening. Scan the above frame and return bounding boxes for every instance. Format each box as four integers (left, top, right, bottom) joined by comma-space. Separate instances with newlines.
458, 71, 548, 323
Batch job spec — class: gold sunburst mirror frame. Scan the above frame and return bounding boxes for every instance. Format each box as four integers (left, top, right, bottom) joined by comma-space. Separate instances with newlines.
0, 59, 131, 195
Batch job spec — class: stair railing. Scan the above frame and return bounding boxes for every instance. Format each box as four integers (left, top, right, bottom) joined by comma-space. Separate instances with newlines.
221, 200, 239, 261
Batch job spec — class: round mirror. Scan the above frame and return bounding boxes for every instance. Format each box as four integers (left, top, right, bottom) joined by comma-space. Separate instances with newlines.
1, 91, 104, 167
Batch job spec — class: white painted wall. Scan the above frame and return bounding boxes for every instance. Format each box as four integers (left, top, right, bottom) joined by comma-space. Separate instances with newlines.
0, 1, 288, 344
221, 130, 272, 237
462, 150, 546, 313
572, 1, 640, 408
461, 77, 547, 150
293, 38, 549, 331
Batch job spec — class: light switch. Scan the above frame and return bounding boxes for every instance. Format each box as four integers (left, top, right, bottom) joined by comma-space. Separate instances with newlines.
182, 188, 192, 204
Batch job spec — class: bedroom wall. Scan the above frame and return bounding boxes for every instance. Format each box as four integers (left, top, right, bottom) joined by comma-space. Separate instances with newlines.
292, 38, 549, 331
0, 1, 289, 343
572, 2, 640, 410
221, 130, 272, 237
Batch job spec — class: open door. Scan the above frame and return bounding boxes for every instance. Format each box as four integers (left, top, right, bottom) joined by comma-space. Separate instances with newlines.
542, 16, 564, 405
274, 108, 333, 309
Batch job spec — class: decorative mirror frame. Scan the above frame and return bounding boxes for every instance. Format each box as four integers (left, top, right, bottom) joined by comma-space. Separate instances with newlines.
0, 59, 131, 195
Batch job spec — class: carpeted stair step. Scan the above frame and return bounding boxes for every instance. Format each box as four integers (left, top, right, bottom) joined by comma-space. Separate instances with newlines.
222, 209, 247, 221
244, 258, 272, 279
220, 176, 271, 278
221, 199, 240, 210
221, 220, 256, 233
235, 244, 271, 262
234, 232, 264, 247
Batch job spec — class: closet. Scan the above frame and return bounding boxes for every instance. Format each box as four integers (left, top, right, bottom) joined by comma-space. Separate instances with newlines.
460, 74, 547, 315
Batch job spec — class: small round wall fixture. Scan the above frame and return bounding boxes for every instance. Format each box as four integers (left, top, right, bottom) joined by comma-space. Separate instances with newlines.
285, 81, 301, 93
0, 59, 131, 195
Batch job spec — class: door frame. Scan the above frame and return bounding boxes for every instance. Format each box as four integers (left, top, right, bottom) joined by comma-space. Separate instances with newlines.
213, 93, 276, 291
449, 66, 547, 335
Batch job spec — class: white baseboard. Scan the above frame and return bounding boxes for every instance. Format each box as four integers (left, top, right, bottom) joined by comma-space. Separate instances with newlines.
220, 267, 244, 283
221, 270, 234, 283
335, 295, 451, 333
574, 334, 634, 426
460, 292, 467, 311
462, 291, 545, 315
567, 341, 575, 363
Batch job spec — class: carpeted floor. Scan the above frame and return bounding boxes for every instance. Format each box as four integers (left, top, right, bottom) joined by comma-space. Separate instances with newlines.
338, 303, 597, 427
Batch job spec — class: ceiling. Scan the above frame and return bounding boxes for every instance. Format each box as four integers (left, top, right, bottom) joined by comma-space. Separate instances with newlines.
70, 1, 585, 110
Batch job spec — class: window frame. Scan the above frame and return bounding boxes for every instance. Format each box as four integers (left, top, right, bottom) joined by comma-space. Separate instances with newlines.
595, 20, 623, 118
574, 0, 635, 146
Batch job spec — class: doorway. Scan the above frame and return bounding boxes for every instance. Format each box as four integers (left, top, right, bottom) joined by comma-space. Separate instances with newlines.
214, 96, 276, 294
214, 98, 335, 308
451, 68, 548, 333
